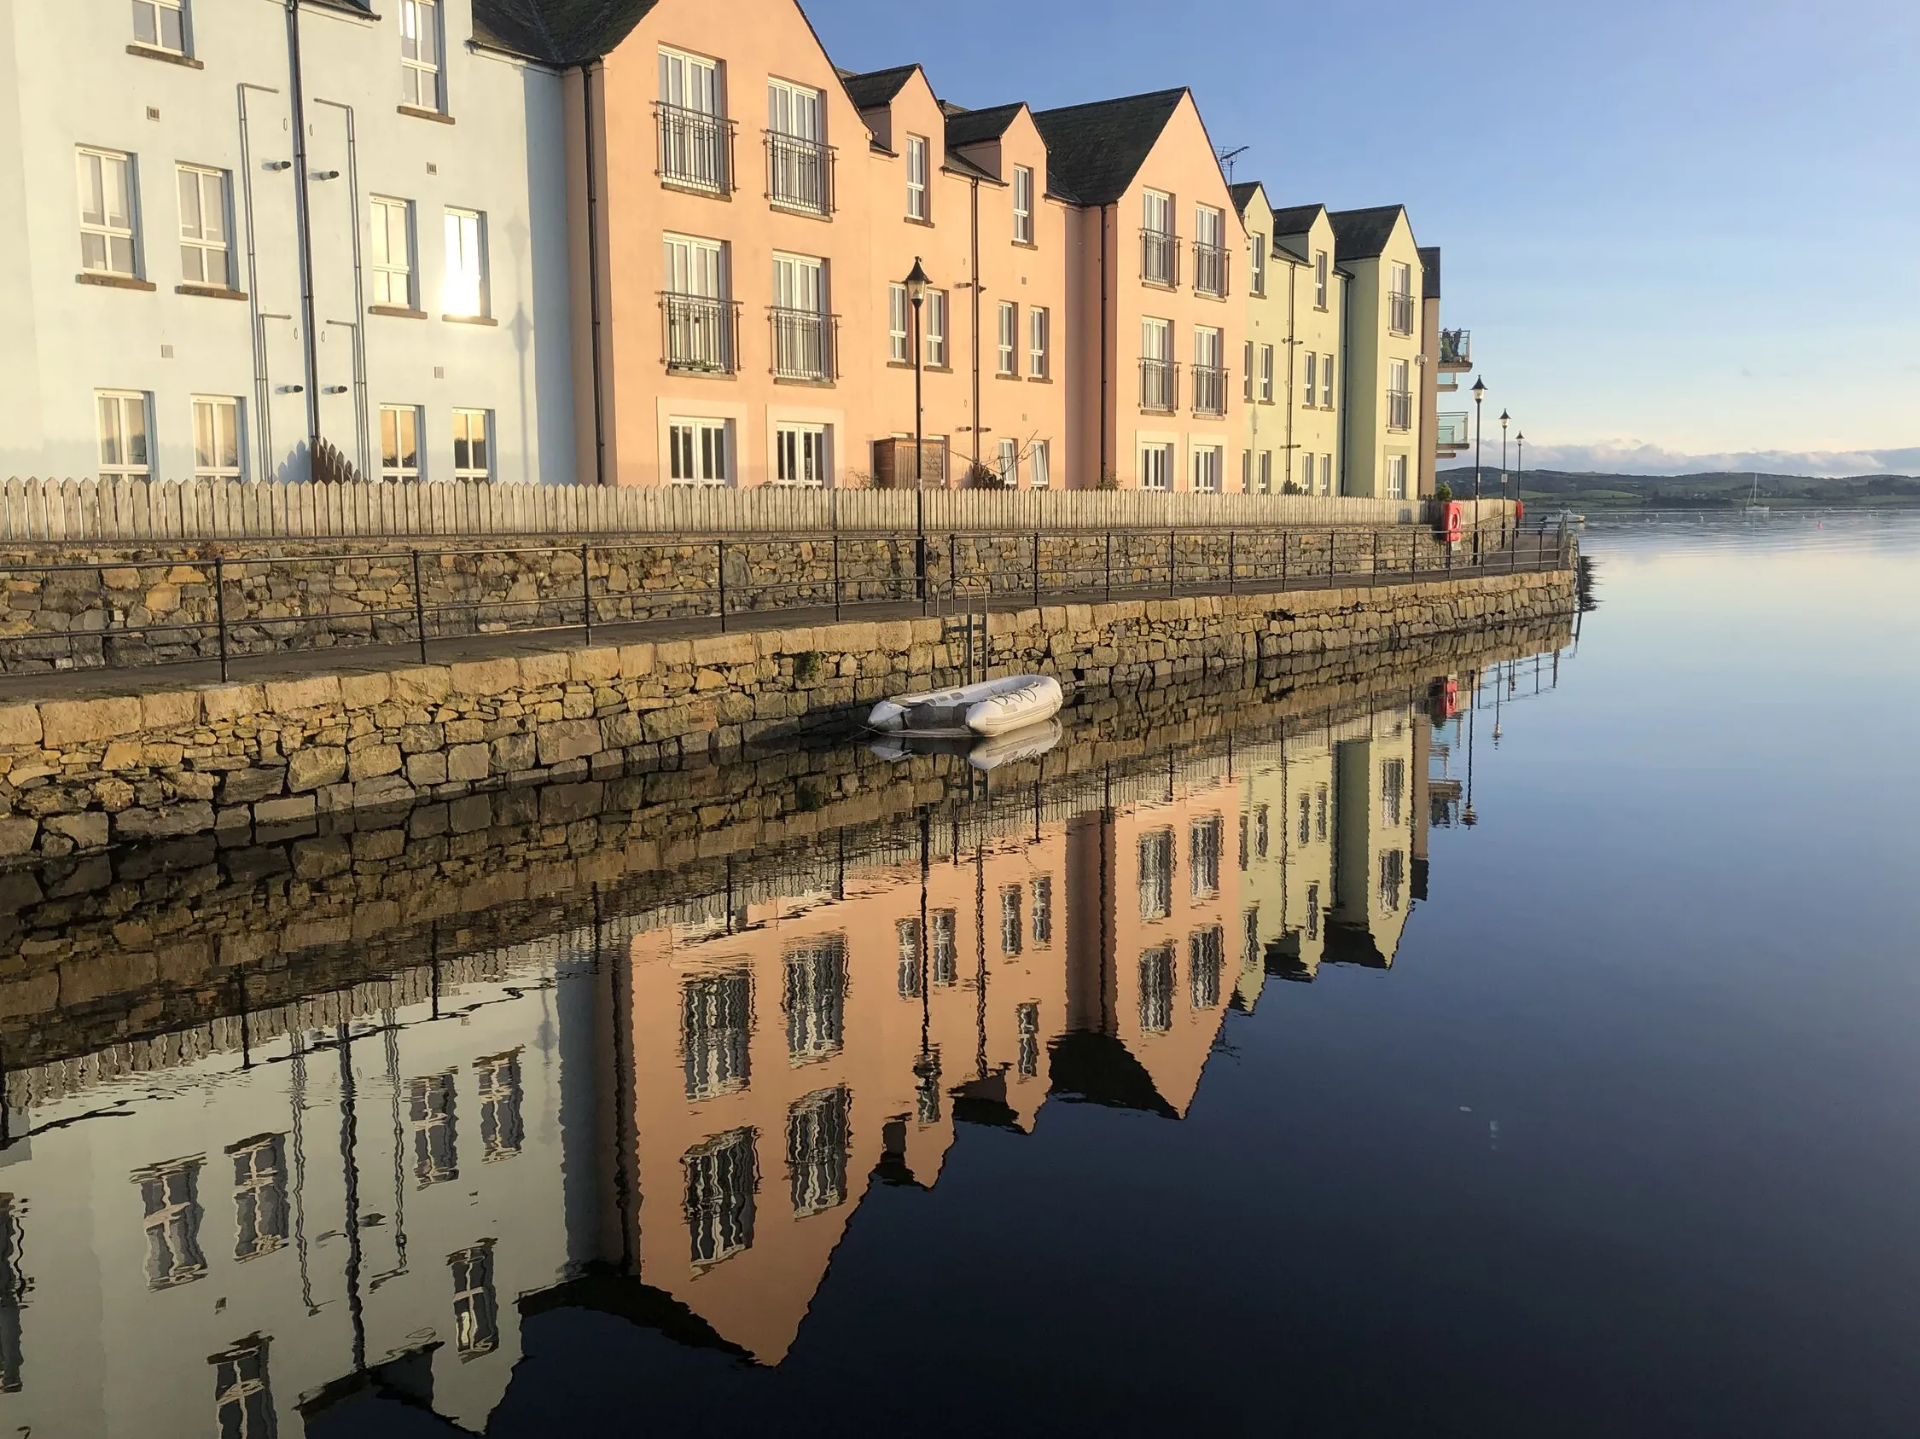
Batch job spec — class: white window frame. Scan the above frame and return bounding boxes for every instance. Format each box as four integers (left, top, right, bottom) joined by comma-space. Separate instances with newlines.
1028, 305, 1050, 378
1030, 439, 1051, 490
452, 407, 492, 482
668, 416, 730, 485
191, 395, 242, 480
399, 0, 443, 112
380, 403, 423, 482
887, 283, 909, 363
1314, 249, 1329, 308
97, 390, 152, 480
77, 147, 138, 277
443, 207, 488, 317
1386, 452, 1408, 500
924, 289, 948, 367
1242, 341, 1254, 402
1320, 453, 1333, 495
996, 300, 1017, 376
1303, 350, 1317, 407
133, 0, 189, 53
996, 437, 1019, 487
370, 196, 414, 308
176, 164, 230, 288
1300, 452, 1314, 494
1322, 353, 1335, 408
767, 77, 823, 141
1249, 233, 1265, 296
1012, 164, 1034, 243
1140, 441, 1173, 492
1258, 449, 1272, 495
1192, 444, 1223, 494
775, 422, 829, 486
905, 134, 928, 220
1259, 345, 1275, 402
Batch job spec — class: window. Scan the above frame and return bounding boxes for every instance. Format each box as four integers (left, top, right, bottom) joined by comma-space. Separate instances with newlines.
1240, 450, 1251, 492
658, 47, 726, 191
1000, 883, 1023, 955
1386, 452, 1408, 500
399, 0, 442, 112
772, 252, 829, 380
1138, 947, 1174, 1033
1016, 1003, 1041, 1077
211, 1341, 272, 1439
1192, 444, 1222, 493
380, 404, 422, 482
370, 196, 413, 308
1190, 927, 1223, 1009
1306, 881, 1320, 940
888, 283, 908, 363
1193, 326, 1225, 416
449, 1243, 499, 1357
452, 407, 491, 482
77, 148, 137, 276
1190, 816, 1223, 898
924, 288, 948, 366
135, 1157, 206, 1289
1302, 350, 1317, 408
410, 1072, 457, 1186
997, 300, 1017, 376
931, 909, 957, 986
1013, 164, 1034, 243
897, 918, 922, 998
1139, 829, 1174, 919
1299, 452, 1314, 495
1380, 759, 1406, 826
1256, 804, 1270, 858
663, 234, 730, 372
905, 134, 928, 219
1243, 341, 1254, 403
1029, 439, 1051, 490
996, 437, 1019, 488
133, 0, 187, 53
1245, 907, 1262, 969
1258, 450, 1272, 494
1249, 233, 1266, 296
1379, 849, 1406, 912
1388, 260, 1414, 335
684, 1129, 756, 1266
191, 396, 242, 480
668, 416, 729, 484
1320, 453, 1333, 495
1028, 305, 1050, 378
1032, 876, 1053, 945
229, 1135, 287, 1260
1141, 188, 1175, 284
1387, 358, 1411, 431
1259, 345, 1275, 402
1140, 316, 1174, 411
1314, 249, 1329, 308
767, 78, 829, 213
97, 391, 152, 480
1298, 793, 1312, 845
1194, 203, 1226, 296
1322, 353, 1334, 408
176, 165, 230, 287
476, 1051, 524, 1160
784, 937, 847, 1061
1140, 441, 1173, 492
775, 422, 829, 485
788, 1087, 850, 1216
682, 969, 751, 1099
443, 208, 487, 316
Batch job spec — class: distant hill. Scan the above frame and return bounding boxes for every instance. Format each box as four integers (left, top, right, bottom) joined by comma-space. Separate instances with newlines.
1436, 467, 1920, 508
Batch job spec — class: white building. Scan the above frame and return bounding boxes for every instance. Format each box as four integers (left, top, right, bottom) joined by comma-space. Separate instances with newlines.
0, 0, 577, 485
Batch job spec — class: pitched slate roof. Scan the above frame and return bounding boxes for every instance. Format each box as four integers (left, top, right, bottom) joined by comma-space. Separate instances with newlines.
1328, 204, 1407, 263
1267, 202, 1326, 237
1030, 88, 1185, 205
840, 64, 919, 110
470, 0, 658, 64
1419, 244, 1441, 297
1228, 180, 1261, 211
945, 102, 1023, 150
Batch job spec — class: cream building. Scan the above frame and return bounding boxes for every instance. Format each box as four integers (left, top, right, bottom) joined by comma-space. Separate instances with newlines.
1268, 203, 1347, 496
1329, 205, 1425, 500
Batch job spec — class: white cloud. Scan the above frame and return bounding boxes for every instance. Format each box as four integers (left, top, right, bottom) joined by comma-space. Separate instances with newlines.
1478, 439, 1920, 477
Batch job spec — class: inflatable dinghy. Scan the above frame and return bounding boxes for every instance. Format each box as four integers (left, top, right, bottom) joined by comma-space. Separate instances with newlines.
867, 674, 1063, 739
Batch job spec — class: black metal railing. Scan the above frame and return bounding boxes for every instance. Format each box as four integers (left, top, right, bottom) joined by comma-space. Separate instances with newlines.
1140, 228, 1178, 286
771, 307, 834, 381
1191, 363, 1227, 417
662, 293, 739, 374
0, 519, 1576, 677
766, 131, 833, 214
1439, 327, 1471, 367
1386, 387, 1412, 432
655, 103, 733, 192
1389, 291, 1415, 336
1193, 240, 1228, 297
1140, 358, 1178, 412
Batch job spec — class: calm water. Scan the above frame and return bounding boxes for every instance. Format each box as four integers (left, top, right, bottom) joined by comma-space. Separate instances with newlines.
2, 514, 1917, 1437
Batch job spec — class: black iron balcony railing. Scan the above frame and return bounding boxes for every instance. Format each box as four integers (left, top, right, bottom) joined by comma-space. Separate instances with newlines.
1439, 328, 1471, 368
766, 131, 834, 215
661, 292, 739, 374
1386, 387, 1413, 432
1139, 358, 1178, 413
771, 307, 835, 381
655, 103, 734, 193
1140, 229, 1178, 287
1193, 240, 1228, 298
1388, 291, 1415, 336
1191, 363, 1227, 417
1435, 410, 1470, 451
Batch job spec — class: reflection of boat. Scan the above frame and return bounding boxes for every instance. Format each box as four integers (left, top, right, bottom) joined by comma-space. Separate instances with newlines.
867, 674, 1063, 738
870, 718, 1062, 770
1744, 472, 1770, 516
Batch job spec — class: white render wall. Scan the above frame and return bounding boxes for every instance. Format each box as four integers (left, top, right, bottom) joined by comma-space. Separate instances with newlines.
0, 0, 577, 485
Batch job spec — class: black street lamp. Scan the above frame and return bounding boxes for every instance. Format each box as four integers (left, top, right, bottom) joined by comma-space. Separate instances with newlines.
1499, 409, 1510, 501
904, 257, 930, 601
1470, 376, 1487, 503
1515, 431, 1525, 519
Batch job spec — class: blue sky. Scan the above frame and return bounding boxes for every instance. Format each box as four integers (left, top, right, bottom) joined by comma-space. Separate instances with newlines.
804, 0, 1920, 474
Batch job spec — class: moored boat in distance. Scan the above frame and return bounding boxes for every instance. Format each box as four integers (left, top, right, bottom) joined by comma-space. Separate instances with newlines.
868, 674, 1065, 738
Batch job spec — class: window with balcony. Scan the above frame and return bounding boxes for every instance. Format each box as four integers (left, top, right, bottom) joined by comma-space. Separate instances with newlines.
663, 233, 733, 373
1140, 441, 1173, 492
410, 1072, 457, 1186
1388, 261, 1413, 336
477, 1050, 524, 1160
888, 282, 909, 363
97, 390, 152, 480
1190, 926, 1223, 1009
1249, 232, 1266, 296
452, 407, 491, 482
449, 1243, 500, 1357
669, 416, 729, 484
133, 0, 188, 54
788, 1087, 850, 1216
77, 148, 138, 277
1030, 439, 1051, 489
684, 1128, 756, 1266
772, 252, 830, 380
191, 395, 241, 480
682, 969, 751, 1098
905, 134, 929, 219
1314, 249, 1329, 308
1387, 358, 1411, 432
997, 300, 1017, 375
370, 195, 414, 308
1140, 316, 1174, 412
767, 78, 831, 214
1139, 828, 1174, 919
1193, 326, 1225, 416
177, 165, 230, 288
784, 937, 847, 1061
1141, 188, 1176, 285
1013, 164, 1034, 243
658, 48, 729, 192
380, 403, 422, 482
1028, 305, 1050, 378
135, 1156, 207, 1289
1138, 946, 1174, 1033
1193, 203, 1227, 296
398, 0, 442, 113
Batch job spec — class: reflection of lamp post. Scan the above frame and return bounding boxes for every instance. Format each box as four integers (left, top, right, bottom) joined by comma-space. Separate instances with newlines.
904, 258, 930, 600
1462, 678, 1478, 827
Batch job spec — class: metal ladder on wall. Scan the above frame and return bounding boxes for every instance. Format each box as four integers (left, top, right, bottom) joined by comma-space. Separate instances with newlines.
938, 584, 990, 686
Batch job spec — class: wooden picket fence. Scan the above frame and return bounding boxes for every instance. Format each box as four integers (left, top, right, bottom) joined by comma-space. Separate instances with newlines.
0, 476, 1498, 543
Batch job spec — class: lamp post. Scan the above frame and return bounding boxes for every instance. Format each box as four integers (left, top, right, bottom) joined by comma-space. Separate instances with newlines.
1499, 409, 1510, 500
1470, 376, 1486, 502
904, 257, 930, 601
1516, 431, 1525, 524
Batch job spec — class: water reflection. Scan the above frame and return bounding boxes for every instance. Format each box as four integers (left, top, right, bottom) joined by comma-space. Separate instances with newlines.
0, 633, 1568, 1434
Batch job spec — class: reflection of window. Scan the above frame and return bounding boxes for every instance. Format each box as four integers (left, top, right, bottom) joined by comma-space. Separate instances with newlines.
1138, 947, 1174, 1032
1316, 785, 1328, 841
1244, 908, 1261, 969
682, 969, 751, 1099
449, 1242, 499, 1357
476, 1051, 523, 1161
915, 1047, 942, 1124
787, 1087, 849, 1216
210, 1339, 273, 1437
0, 1195, 30, 1395
1379, 850, 1406, 913
136, 1156, 207, 1289
1138, 830, 1174, 920
684, 1128, 756, 1266
784, 937, 847, 1062
896, 918, 922, 998
229, 1134, 287, 1260
1306, 883, 1320, 940
1380, 759, 1405, 826
1298, 793, 1311, 845
1189, 816, 1222, 899
1000, 884, 1023, 956
1016, 1003, 1041, 1078
1256, 805, 1269, 858
931, 910, 957, 987
1190, 927, 1223, 1009
1239, 812, 1248, 871
1031, 876, 1052, 946
411, 1073, 457, 1188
